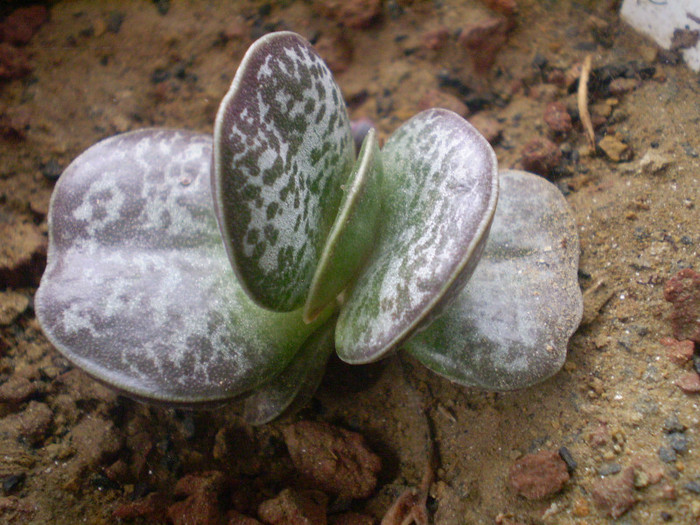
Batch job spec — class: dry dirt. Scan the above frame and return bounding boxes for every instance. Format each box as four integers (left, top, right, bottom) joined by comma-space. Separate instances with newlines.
0, 0, 699, 524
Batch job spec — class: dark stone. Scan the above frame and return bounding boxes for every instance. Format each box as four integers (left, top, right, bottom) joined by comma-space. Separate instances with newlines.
2, 473, 25, 494
658, 446, 676, 463
41, 159, 63, 181
152, 0, 170, 16
663, 416, 686, 434
558, 447, 577, 473
667, 432, 689, 454
598, 463, 622, 476
684, 480, 700, 494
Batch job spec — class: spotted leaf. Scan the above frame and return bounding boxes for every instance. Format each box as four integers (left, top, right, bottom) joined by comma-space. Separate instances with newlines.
213, 31, 355, 312
405, 170, 583, 390
336, 109, 499, 363
35, 130, 327, 405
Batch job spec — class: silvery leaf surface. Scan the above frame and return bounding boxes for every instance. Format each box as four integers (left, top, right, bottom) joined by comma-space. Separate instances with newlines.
303, 128, 383, 322
336, 109, 499, 364
213, 31, 355, 312
243, 316, 336, 425
405, 169, 583, 390
35, 129, 324, 405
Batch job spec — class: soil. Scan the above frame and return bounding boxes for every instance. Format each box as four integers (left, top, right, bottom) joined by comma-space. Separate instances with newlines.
1, 0, 699, 524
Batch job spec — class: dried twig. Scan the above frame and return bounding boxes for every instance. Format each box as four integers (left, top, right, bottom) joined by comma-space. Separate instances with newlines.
578, 54, 595, 149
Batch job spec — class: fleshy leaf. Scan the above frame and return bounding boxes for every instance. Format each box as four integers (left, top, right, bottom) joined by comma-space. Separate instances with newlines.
243, 315, 336, 425
35, 129, 327, 405
213, 31, 355, 312
336, 109, 499, 363
303, 128, 383, 322
405, 170, 583, 390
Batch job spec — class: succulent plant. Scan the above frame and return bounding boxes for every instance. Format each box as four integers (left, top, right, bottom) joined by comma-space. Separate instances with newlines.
35, 32, 583, 424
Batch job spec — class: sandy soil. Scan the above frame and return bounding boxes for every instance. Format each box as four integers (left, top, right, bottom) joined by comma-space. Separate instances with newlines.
0, 0, 699, 524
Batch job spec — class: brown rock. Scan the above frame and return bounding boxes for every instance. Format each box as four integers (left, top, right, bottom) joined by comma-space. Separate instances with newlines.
458, 16, 509, 73
258, 489, 327, 525
418, 89, 468, 117
0, 218, 47, 288
69, 416, 123, 467
520, 137, 561, 176
543, 101, 572, 133
283, 421, 381, 499
0, 375, 42, 404
0, 6, 48, 45
314, 32, 353, 74
664, 269, 700, 343
422, 27, 450, 51
314, 0, 382, 29
0, 401, 53, 445
468, 113, 503, 144
663, 339, 695, 365
168, 471, 227, 525
590, 467, 637, 518
676, 372, 700, 393
508, 450, 570, 500
598, 135, 633, 162
113, 492, 169, 522
0, 43, 32, 79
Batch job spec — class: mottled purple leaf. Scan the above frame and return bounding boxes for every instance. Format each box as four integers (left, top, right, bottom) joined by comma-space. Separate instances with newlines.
336, 109, 498, 363
213, 31, 355, 312
35, 129, 326, 405
405, 170, 583, 390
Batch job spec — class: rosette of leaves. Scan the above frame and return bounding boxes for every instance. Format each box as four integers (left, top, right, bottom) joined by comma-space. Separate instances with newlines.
35, 32, 582, 424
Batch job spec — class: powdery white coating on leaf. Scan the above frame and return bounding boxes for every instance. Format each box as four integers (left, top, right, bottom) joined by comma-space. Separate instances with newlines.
213, 31, 354, 311
406, 170, 583, 390
336, 109, 498, 363
244, 316, 335, 425
35, 129, 318, 404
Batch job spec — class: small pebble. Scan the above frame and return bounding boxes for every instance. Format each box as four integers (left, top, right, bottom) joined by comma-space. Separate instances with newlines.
664, 339, 695, 366
662, 415, 687, 434
676, 372, 700, 393
458, 16, 510, 73
684, 481, 700, 494
664, 269, 700, 343
520, 137, 562, 176
41, 159, 64, 181
558, 446, 577, 473
667, 432, 688, 453
543, 101, 572, 133
508, 450, 570, 500
658, 446, 677, 463
598, 135, 633, 162
598, 463, 622, 476
591, 467, 637, 518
